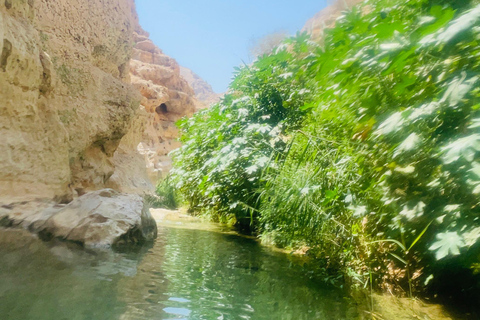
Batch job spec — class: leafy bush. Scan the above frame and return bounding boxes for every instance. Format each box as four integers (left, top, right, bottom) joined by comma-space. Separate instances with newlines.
145, 176, 180, 210
171, 36, 313, 229
172, 0, 480, 305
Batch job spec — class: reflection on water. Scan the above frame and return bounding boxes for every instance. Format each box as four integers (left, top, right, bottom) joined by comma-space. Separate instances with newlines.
0, 227, 358, 320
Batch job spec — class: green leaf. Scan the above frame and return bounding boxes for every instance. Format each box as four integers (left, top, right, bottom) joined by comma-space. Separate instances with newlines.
469, 162, 480, 177
300, 102, 315, 111
435, 5, 480, 43
463, 227, 480, 247
441, 134, 480, 164
420, 5, 480, 45
417, 7, 455, 37
377, 112, 404, 135
468, 118, 480, 129
408, 221, 433, 252
408, 102, 439, 121
245, 165, 258, 174
440, 73, 478, 107
429, 232, 465, 260
369, 239, 406, 252
383, 48, 416, 75
473, 183, 480, 194
400, 202, 426, 220
394, 75, 416, 95
394, 133, 421, 157
325, 189, 337, 199
389, 252, 407, 265
350, 205, 367, 217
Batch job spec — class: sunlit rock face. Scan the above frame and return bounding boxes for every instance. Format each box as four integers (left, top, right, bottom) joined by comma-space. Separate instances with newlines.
0, 0, 141, 203
0, 0, 210, 204
128, 24, 202, 181
105, 91, 155, 194
302, 0, 364, 42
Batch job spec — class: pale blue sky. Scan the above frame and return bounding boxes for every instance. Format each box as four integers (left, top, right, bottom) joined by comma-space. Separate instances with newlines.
135, 0, 328, 93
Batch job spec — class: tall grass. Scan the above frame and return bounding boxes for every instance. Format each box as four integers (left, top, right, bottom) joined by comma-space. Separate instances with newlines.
145, 176, 180, 210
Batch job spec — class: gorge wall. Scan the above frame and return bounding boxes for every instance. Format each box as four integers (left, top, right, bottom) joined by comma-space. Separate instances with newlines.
180, 66, 221, 108
123, 23, 202, 185
0, 0, 140, 204
0, 0, 206, 204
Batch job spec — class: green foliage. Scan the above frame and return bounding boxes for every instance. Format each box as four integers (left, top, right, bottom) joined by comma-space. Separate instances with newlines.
145, 177, 180, 210
171, 36, 313, 228
172, 0, 480, 300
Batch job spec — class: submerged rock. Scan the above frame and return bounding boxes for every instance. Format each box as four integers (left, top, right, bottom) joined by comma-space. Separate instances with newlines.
1, 189, 157, 248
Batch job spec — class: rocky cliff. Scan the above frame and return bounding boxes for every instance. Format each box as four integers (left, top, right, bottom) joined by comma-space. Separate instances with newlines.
180, 66, 221, 108
0, 0, 207, 202
0, 0, 164, 246
0, 0, 143, 204
126, 25, 202, 182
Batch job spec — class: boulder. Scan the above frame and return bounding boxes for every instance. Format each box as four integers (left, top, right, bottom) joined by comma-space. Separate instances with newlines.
1, 189, 157, 248
41, 189, 157, 248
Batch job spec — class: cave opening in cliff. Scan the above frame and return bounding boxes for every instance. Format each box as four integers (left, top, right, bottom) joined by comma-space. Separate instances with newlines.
156, 103, 168, 114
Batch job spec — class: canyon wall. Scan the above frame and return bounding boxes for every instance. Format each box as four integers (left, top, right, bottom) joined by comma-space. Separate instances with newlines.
0, 0, 229, 205
0, 0, 141, 204
180, 66, 221, 108
127, 25, 202, 183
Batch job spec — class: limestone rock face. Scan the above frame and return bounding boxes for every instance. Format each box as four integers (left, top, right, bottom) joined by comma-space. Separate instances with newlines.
180, 66, 221, 108
128, 26, 202, 180
0, 0, 141, 203
302, 0, 364, 42
0, 0, 215, 201
1, 189, 157, 248
105, 105, 155, 194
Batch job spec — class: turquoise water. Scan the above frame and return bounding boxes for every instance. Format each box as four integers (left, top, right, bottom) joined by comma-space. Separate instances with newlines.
0, 226, 358, 320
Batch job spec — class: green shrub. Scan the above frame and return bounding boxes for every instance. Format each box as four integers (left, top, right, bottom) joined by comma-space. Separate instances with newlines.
172, 0, 480, 305
145, 177, 180, 210
171, 35, 313, 229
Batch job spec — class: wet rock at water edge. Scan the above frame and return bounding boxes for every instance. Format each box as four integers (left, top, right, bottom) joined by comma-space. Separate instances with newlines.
1, 189, 157, 249
41, 189, 158, 248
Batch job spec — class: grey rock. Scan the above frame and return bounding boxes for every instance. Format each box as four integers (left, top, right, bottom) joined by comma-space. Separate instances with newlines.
41, 189, 157, 248
1, 189, 157, 249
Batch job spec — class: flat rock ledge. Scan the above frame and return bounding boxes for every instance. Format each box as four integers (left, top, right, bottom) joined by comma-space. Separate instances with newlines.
0, 189, 157, 248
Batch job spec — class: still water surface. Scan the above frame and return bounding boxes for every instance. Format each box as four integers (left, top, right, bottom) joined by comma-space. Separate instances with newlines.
0, 224, 358, 319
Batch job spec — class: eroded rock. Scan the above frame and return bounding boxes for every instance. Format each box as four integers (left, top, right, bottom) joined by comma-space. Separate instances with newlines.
44, 189, 157, 247
0, 0, 141, 203
302, 0, 364, 42
180, 66, 221, 108
110, 22, 204, 185
1, 189, 157, 248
